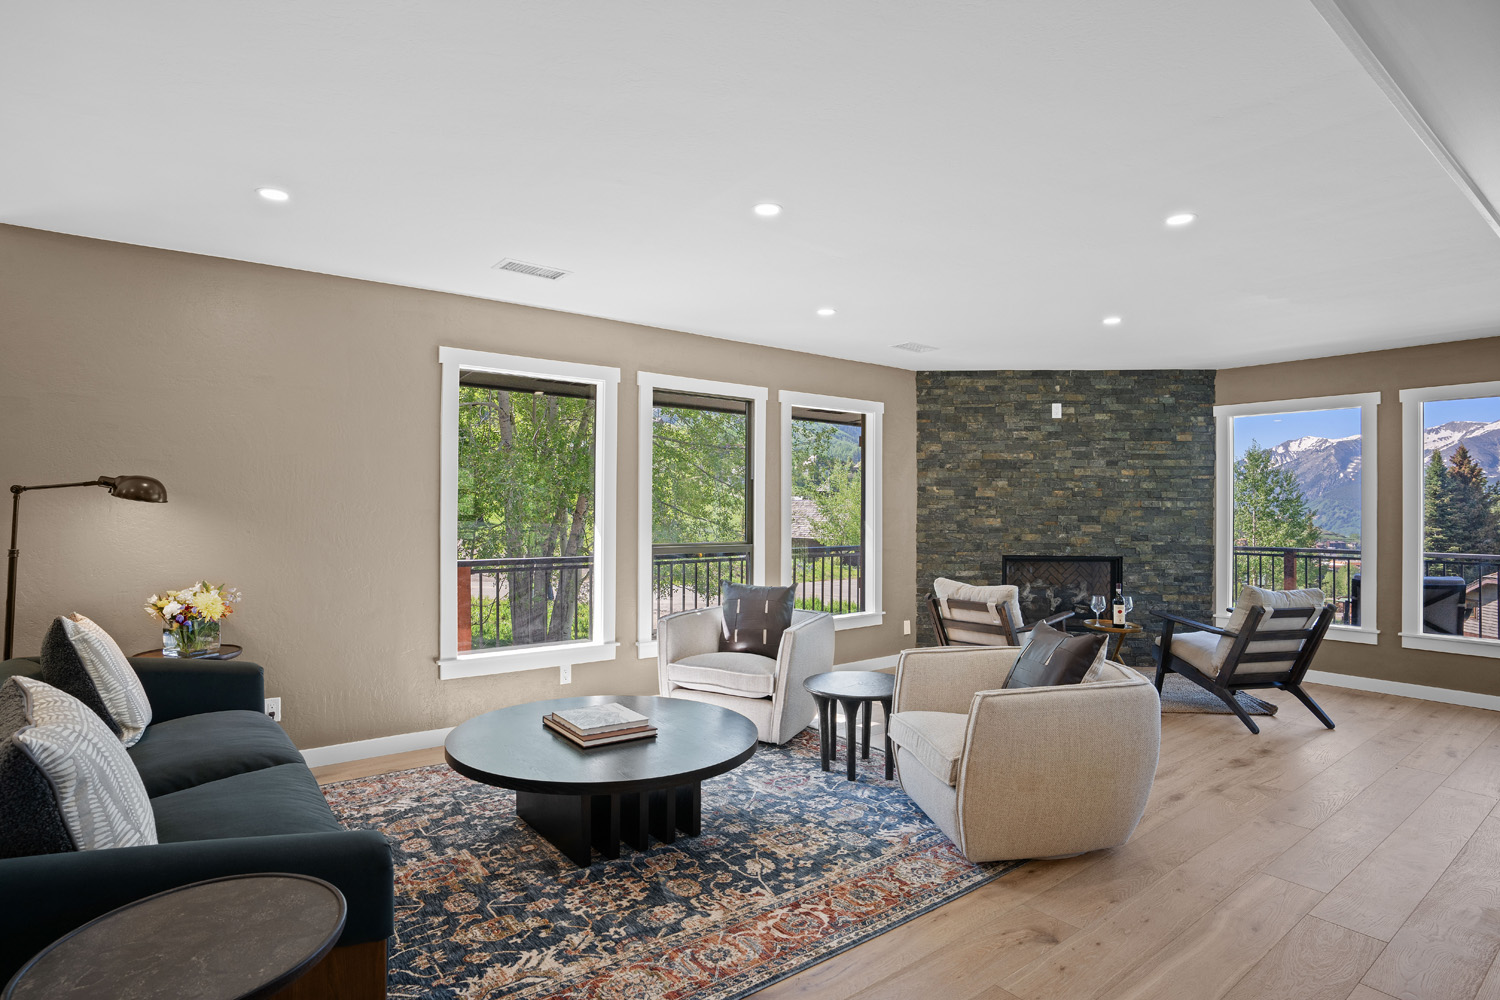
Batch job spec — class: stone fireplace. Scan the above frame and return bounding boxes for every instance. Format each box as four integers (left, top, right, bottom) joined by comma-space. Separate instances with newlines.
1003, 555, 1123, 632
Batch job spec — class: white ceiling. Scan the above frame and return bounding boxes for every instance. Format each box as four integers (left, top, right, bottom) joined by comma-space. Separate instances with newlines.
4, 0, 1500, 371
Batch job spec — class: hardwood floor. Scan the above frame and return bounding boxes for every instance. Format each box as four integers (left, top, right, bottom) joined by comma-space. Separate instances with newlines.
311, 682, 1500, 1000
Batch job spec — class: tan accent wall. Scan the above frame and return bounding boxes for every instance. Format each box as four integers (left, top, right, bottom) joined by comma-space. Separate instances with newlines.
1217, 335, 1500, 697
0, 225, 917, 748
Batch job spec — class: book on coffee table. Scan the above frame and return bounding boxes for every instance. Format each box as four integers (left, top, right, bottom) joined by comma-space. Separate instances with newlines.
542, 714, 657, 748
550, 703, 649, 737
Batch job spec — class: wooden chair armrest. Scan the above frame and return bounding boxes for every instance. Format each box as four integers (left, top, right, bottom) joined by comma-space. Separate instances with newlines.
1016, 611, 1075, 634
1152, 610, 1233, 637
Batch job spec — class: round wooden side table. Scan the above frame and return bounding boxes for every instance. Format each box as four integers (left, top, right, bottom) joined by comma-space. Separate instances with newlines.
3, 873, 346, 1000
131, 644, 243, 660
803, 670, 895, 782
1081, 619, 1144, 660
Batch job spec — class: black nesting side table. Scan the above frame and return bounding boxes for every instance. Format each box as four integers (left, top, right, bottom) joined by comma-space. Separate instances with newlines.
804, 670, 895, 781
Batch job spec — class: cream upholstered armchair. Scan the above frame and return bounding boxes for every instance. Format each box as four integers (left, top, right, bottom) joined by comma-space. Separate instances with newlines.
888, 645, 1160, 862
657, 607, 834, 744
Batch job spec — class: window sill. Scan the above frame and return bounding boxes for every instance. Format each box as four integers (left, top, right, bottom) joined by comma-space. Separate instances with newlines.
439, 642, 620, 679
1325, 626, 1380, 645
833, 611, 885, 631
1399, 632, 1500, 659
636, 640, 659, 661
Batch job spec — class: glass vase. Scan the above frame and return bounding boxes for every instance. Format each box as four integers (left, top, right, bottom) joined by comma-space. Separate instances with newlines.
163, 619, 221, 657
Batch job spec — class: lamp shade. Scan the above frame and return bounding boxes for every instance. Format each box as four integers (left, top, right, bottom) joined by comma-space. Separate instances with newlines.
101, 475, 168, 503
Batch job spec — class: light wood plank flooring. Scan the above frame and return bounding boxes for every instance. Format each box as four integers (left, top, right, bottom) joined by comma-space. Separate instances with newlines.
311, 682, 1500, 1000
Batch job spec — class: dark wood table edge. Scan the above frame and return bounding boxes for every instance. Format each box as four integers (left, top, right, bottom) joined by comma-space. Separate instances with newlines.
2, 872, 346, 1000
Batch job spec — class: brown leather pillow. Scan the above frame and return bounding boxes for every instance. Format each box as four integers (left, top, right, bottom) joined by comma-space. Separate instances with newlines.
1003, 622, 1106, 689
719, 583, 796, 658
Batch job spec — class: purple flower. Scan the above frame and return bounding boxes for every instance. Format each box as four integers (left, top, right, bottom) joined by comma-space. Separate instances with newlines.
174, 614, 186, 624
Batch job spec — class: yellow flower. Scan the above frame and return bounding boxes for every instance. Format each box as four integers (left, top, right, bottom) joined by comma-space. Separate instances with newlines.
190, 591, 227, 621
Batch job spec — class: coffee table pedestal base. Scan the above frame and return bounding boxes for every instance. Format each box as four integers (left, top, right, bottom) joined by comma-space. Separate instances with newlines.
517, 782, 704, 867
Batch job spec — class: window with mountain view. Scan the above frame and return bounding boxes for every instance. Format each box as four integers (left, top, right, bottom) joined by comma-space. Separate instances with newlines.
1216, 395, 1378, 638
790, 408, 865, 615
1405, 386, 1500, 644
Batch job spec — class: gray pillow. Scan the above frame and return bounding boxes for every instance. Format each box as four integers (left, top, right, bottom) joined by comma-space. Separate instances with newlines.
1004, 622, 1106, 689
719, 583, 796, 658
39, 616, 123, 739
0, 678, 74, 858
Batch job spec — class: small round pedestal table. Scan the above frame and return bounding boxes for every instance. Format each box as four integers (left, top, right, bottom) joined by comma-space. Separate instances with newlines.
803, 670, 896, 782
1081, 619, 1144, 661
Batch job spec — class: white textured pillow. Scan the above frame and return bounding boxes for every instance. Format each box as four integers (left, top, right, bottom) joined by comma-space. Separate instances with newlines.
11, 676, 158, 851
60, 614, 152, 746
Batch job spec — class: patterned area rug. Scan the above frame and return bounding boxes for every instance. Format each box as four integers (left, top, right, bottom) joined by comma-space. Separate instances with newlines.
322, 730, 1022, 1000
1134, 666, 1278, 716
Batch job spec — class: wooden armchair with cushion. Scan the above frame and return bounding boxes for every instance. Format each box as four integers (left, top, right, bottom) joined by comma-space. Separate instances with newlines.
1153, 585, 1335, 735
887, 643, 1160, 863
925, 577, 1073, 647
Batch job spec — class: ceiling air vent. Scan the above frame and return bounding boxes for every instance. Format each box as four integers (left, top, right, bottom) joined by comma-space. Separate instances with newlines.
492, 258, 570, 280
892, 342, 938, 353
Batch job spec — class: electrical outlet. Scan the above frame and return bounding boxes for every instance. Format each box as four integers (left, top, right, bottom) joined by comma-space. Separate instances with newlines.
264, 697, 282, 723
559, 664, 572, 685
1051, 402, 1063, 419
903, 619, 912, 635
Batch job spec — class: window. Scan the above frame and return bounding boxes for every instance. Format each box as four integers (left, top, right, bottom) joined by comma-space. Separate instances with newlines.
1400, 381, 1500, 656
1214, 394, 1379, 643
439, 348, 619, 678
637, 374, 766, 657
780, 391, 884, 630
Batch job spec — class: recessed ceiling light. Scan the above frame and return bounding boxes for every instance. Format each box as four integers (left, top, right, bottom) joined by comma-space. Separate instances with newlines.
1102, 316, 1123, 326
256, 187, 290, 202
1165, 212, 1196, 227
816, 308, 836, 317
753, 203, 782, 218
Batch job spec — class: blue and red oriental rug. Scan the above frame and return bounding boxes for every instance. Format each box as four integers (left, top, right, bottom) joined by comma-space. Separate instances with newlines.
322, 730, 1023, 1000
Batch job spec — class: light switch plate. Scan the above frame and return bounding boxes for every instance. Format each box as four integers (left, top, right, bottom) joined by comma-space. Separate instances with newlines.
1051, 402, 1063, 418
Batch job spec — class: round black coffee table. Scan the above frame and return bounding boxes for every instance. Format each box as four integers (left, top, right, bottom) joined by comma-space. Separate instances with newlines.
804, 671, 895, 781
3, 873, 345, 1000
445, 694, 758, 867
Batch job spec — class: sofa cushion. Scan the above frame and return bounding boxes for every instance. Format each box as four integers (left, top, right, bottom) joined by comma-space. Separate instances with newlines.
888, 710, 968, 786
37, 617, 123, 740
0, 678, 74, 858
1004, 622, 1105, 689
9, 676, 157, 851
719, 583, 795, 658
57, 615, 153, 746
667, 652, 778, 698
151, 763, 344, 843
128, 710, 304, 798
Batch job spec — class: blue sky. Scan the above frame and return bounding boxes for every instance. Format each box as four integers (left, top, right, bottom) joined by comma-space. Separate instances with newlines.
1233, 395, 1500, 459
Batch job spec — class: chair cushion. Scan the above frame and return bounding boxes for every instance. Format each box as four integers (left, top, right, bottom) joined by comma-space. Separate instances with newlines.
128, 710, 304, 798
151, 763, 344, 843
933, 578, 1026, 646
888, 710, 968, 786
1004, 622, 1106, 689
8, 676, 158, 851
1218, 586, 1324, 674
43, 615, 153, 746
1160, 629, 1220, 676
719, 583, 795, 658
667, 652, 779, 698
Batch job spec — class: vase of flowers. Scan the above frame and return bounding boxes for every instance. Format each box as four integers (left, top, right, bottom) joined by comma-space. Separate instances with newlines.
145, 582, 241, 657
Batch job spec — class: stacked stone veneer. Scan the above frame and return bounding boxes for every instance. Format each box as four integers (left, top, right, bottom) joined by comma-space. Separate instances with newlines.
916, 370, 1216, 663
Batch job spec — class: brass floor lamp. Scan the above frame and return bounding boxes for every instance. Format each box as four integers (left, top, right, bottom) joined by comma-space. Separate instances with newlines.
5, 475, 168, 659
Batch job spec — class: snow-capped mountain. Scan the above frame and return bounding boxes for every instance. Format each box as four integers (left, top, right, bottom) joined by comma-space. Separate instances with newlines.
1261, 420, 1500, 539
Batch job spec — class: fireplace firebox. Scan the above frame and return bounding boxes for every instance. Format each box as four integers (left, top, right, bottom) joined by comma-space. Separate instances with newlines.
1002, 555, 1124, 632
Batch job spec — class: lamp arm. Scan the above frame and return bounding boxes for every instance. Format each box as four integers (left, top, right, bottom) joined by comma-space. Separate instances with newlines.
5, 481, 108, 659
11, 480, 113, 494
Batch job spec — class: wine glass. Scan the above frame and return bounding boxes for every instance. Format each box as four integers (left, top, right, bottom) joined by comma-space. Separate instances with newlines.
1090, 595, 1106, 622
1122, 595, 1134, 619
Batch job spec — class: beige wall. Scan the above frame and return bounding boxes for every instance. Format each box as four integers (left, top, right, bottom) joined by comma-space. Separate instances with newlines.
0, 225, 918, 748
1217, 335, 1500, 697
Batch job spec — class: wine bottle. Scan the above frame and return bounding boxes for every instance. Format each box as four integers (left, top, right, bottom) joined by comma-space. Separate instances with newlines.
1112, 585, 1126, 626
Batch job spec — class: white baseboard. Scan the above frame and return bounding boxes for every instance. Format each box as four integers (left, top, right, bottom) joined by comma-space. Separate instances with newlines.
1304, 670, 1500, 713
835, 654, 901, 672
300, 727, 453, 768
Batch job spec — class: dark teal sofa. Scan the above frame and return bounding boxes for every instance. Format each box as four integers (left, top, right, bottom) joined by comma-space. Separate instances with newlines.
0, 656, 394, 995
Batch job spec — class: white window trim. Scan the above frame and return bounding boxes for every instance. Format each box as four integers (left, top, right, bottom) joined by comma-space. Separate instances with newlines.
780, 390, 884, 632
1213, 392, 1380, 644
438, 347, 620, 679
636, 373, 768, 661
1399, 380, 1500, 659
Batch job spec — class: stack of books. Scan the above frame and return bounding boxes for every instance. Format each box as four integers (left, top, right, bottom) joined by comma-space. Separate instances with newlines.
543, 703, 657, 748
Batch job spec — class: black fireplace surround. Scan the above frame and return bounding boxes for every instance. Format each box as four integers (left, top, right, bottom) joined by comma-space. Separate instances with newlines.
1002, 555, 1124, 632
